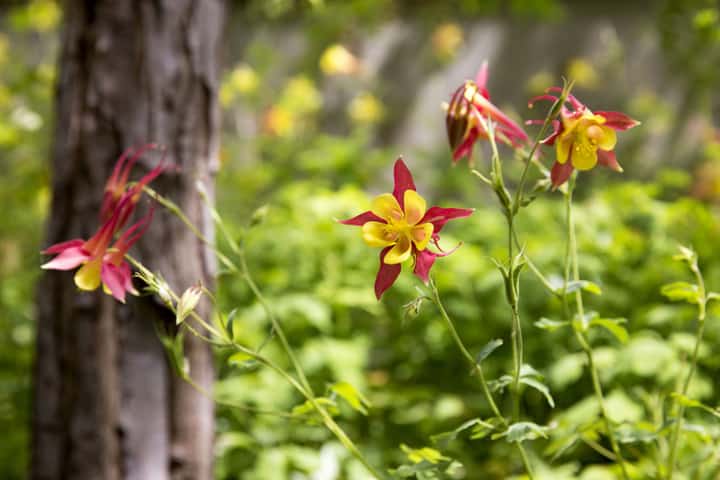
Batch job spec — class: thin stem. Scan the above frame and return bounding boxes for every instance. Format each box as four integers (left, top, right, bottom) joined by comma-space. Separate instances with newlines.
485, 121, 524, 424
565, 175, 630, 480
666, 261, 707, 480
428, 278, 535, 480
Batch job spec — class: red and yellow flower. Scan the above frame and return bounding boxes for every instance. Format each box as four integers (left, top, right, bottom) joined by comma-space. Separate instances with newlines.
42, 147, 164, 302
341, 158, 473, 299
446, 62, 528, 162
529, 88, 640, 187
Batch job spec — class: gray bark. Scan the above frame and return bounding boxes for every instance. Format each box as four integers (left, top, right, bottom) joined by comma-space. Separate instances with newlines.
32, 1, 224, 479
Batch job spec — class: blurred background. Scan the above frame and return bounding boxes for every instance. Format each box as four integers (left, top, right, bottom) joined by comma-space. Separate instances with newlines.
1, 0, 719, 478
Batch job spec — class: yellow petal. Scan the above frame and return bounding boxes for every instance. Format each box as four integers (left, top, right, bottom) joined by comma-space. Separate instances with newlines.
371, 193, 403, 222
555, 136, 572, 165
411, 223, 434, 251
74, 257, 102, 291
362, 221, 397, 247
570, 138, 598, 171
383, 235, 412, 264
403, 189, 426, 225
596, 125, 616, 150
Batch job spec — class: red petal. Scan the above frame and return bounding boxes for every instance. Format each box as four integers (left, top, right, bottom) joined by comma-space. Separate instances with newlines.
550, 160, 574, 189
452, 129, 478, 163
595, 111, 640, 131
597, 149, 623, 172
420, 206, 474, 234
339, 210, 384, 226
375, 247, 402, 300
101, 262, 128, 303
475, 61, 490, 98
392, 158, 416, 207
413, 249, 437, 283
42, 238, 85, 254
41, 246, 91, 270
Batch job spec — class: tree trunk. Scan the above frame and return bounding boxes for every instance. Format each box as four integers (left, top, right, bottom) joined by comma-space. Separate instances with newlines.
32, 1, 224, 479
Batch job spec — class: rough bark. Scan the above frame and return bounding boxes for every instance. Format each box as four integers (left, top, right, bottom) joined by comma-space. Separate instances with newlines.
32, 1, 224, 479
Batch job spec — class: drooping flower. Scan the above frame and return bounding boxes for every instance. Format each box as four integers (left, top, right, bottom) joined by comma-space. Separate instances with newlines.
528, 87, 640, 188
446, 62, 529, 163
341, 158, 474, 299
42, 149, 164, 302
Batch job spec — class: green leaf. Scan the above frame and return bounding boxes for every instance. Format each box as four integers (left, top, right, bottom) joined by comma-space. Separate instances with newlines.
227, 351, 257, 370
432, 418, 497, 448
400, 444, 449, 464
469, 417, 504, 440
535, 317, 569, 331
488, 375, 513, 393
476, 338, 503, 363
554, 280, 602, 296
225, 307, 238, 338
492, 422, 551, 443
672, 393, 720, 419
291, 397, 339, 421
329, 381, 371, 415
589, 317, 629, 344
520, 377, 555, 408
661, 281, 700, 304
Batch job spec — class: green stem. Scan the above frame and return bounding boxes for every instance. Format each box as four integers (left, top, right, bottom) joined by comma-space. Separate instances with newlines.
666, 262, 707, 480
233, 248, 385, 479
428, 278, 535, 480
129, 204, 384, 478
565, 175, 630, 480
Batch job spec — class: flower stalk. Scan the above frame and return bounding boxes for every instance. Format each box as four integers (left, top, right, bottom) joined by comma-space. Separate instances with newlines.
427, 277, 535, 479
666, 255, 707, 480
564, 173, 631, 480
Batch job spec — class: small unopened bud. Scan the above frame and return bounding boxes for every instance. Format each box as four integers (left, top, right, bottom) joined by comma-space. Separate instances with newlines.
176, 284, 203, 325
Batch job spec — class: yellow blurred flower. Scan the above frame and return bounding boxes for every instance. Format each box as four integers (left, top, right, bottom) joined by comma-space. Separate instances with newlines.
320, 44, 360, 76
281, 75, 322, 114
565, 58, 598, 89
348, 92, 384, 125
432, 23, 463, 61
525, 70, 554, 95
263, 106, 294, 137
220, 64, 259, 106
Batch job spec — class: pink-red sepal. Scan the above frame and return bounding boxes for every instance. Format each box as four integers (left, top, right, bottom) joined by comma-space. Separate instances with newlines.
375, 247, 402, 300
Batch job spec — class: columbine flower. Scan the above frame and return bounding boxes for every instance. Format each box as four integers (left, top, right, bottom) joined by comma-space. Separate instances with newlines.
42, 149, 164, 302
42, 196, 154, 303
529, 87, 640, 188
100, 144, 165, 223
446, 62, 528, 162
341, 158, 473, 299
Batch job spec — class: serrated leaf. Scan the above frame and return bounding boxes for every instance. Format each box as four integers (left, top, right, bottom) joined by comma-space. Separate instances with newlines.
476, 338, 503, 363
329, 381, 371, 415
661, 281, 700, 304
520, 377, 555, 408
589, 318, 629, 344
492, 422, 551, 443
534, 317, 569, 331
